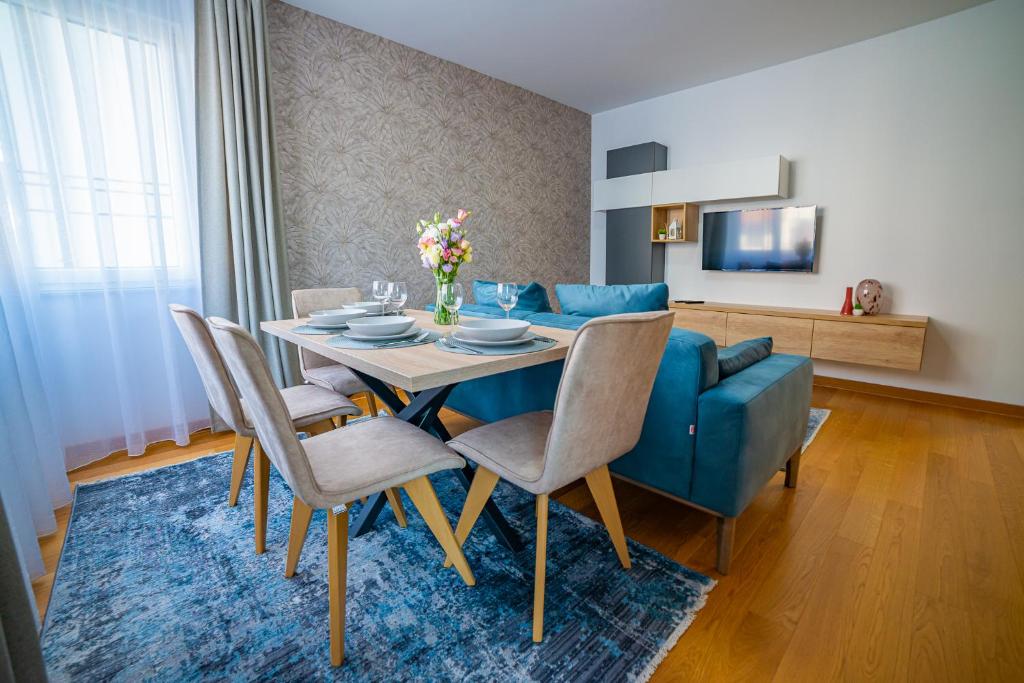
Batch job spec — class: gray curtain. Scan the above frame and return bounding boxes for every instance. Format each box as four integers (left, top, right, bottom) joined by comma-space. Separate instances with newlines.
195, 0, 297, 388
0, 495, 47, 682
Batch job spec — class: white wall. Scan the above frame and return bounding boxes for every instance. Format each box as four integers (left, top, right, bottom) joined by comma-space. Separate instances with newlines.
590, 0, 1024, 405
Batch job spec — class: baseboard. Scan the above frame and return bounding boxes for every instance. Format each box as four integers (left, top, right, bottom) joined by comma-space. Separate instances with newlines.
813, 375, 1024, 418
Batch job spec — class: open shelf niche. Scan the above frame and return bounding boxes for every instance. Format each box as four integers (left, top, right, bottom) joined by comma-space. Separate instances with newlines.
651, 203, 699, 243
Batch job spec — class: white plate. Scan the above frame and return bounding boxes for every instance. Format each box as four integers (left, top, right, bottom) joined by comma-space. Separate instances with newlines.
343, 327, 421, 342
306, 321, 350, 330
452, 331, 536, 347
456, 318, 531, 342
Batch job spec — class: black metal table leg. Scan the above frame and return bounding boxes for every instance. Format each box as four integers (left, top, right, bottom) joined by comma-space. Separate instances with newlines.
348, 370, 522, 551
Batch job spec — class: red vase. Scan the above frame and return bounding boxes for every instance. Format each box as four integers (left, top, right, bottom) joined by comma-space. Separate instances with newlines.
840, 286, 854, 315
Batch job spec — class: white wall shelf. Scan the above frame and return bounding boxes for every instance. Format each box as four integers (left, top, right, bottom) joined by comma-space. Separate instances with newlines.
591, 172, 653, 211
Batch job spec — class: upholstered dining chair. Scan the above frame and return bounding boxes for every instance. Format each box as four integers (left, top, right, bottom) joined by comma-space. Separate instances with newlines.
291, 287, 381, 417
444, 311, 675, 642
207, 316, 475, 666
170, 304, 361, 553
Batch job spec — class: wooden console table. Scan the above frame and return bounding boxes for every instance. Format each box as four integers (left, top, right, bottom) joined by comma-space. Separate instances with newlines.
669, 301, 929, 371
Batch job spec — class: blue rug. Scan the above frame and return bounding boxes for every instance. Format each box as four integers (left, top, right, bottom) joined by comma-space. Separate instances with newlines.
42, 452, 715, 681
804, 408, 830, 451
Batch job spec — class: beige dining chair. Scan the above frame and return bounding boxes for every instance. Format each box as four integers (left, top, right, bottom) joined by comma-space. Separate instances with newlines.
170, 304, 361, 553
291, 288, 381, 417
207, 316, 475, 666
444, 311, 675, 642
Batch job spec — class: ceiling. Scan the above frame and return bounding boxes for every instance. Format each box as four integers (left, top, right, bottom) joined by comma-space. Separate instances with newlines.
285, 0, 990, 113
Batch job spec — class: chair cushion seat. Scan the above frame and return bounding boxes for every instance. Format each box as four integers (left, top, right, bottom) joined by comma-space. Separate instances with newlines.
303, 363, 369, 397
303, 417, 465, 501
446, 411, 553, 493
242, 384, 361, 431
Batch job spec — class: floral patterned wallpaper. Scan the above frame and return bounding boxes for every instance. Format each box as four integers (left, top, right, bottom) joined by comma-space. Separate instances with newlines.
267, 0, 591, 309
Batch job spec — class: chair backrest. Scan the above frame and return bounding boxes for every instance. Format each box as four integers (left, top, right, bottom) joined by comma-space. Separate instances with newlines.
291, 287, 362, 372
207, 316, 323, 506
539, 311, 674, 491
169, 304, 247, 432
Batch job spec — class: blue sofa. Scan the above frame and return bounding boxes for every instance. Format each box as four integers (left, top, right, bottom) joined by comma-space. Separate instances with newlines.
440, 282, 813, 573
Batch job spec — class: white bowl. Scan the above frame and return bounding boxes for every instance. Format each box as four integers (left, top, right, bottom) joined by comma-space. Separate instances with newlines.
345, 315, 415, 337
344, 301, 385, 315
456, 318, 531, 342
308, 308, 366, 326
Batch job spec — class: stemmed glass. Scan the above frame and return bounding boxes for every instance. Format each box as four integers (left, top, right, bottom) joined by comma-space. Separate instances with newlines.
372, 279, 390, 315
438, 282, 464, 338
388, 281, 407, 314
496, 282, 519, 319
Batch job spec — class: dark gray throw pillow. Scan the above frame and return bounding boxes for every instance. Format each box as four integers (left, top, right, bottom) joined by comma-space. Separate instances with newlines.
718, 337, 773, 378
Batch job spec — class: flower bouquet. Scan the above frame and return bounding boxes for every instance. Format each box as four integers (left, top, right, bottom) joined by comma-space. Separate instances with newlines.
417, 209, 473, 325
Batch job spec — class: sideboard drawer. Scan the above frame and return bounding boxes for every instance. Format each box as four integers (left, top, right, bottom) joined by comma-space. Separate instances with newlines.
812, 320, 926, 371
726, 313, 813, 355
673, 309, 727, 346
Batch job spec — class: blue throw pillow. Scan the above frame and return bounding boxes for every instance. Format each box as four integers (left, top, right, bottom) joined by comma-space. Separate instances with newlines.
718, 337, 773, 378
554, 283, 669, 317
472, 280, 552, 313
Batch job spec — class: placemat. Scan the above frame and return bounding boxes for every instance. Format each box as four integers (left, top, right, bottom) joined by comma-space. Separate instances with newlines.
326, 330, 441, 350
434, 337, 558, 356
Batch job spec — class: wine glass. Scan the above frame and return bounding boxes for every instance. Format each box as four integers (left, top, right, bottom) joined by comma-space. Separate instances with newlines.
496, 282, 519, 319
438, 282, 464, 337
388, 281, 407, 314
372, 279, 389, 315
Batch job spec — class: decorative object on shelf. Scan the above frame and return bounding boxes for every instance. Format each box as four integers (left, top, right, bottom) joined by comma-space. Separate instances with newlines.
853, 301, 864, 316
657, 227, 667, 241
667, 219, 680, 240
840, 286, 854, 316
856, 278, 884, 315
417, 209, 473, 325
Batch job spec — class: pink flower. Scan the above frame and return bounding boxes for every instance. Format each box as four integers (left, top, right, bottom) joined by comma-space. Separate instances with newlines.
452, 248, 463, 256
457, 209, 469, 223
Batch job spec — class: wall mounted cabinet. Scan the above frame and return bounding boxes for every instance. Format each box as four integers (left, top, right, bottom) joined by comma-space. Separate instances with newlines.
593, 155, 790, 212
671, 301, 928, 371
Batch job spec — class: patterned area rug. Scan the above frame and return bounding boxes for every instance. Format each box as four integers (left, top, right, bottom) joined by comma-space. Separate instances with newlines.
804, 408, 831, 452
42, 453, 715, 681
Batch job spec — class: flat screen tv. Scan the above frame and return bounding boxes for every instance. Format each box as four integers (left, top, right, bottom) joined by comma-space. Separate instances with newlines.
702, 206, 818, 272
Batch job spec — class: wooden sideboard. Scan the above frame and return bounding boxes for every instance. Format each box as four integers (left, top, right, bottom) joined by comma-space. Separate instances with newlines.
670, 302, 929, 371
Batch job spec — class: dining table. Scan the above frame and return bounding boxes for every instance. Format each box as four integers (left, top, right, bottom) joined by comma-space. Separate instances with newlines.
260, 309, 576, 552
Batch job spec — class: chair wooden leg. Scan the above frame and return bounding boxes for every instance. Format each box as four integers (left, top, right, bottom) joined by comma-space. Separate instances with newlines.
331, 415, 348, 429
403, 476, 476, 587
444, 466, 500, 568
365, 392, 380, 417
285, 497, 314, 577
228, 433, 253, 507
384, 488, 408, 528
254, 441, 270, 554
785, 448, 801, 488
716, 516, 736, 575
584, 465, 631, 569
327, 506, 349, 667
533, 493, 549, 643
306, 418, 335, 436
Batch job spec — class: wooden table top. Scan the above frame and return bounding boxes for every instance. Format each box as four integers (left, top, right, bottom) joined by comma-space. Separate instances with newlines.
261, 309, 575, 392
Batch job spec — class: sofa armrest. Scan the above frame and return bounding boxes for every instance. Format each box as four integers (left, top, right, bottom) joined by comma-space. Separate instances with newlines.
692, 354, 813, 517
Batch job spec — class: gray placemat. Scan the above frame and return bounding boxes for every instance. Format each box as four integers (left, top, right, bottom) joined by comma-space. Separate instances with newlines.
292, 323, 346, 335
433, 337, 558, 356
326, 330, 441, 350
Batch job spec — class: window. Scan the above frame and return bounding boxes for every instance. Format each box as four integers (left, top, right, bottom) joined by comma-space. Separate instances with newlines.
0, 0, 196, 286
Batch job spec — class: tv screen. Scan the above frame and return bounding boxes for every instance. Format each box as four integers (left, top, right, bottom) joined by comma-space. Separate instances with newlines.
702, 206, 818, 272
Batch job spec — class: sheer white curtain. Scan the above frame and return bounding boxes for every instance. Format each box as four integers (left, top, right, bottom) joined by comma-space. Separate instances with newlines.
0, 0, 207, 577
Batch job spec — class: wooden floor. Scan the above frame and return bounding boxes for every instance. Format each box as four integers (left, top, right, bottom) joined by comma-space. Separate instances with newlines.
33, 387, 1024, 681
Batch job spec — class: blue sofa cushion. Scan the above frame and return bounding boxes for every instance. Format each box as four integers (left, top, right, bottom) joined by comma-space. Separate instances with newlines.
473, 280, 552, 313
718, 337, 773, 378
456, 303, 532, 320
555, 283, 669, 317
